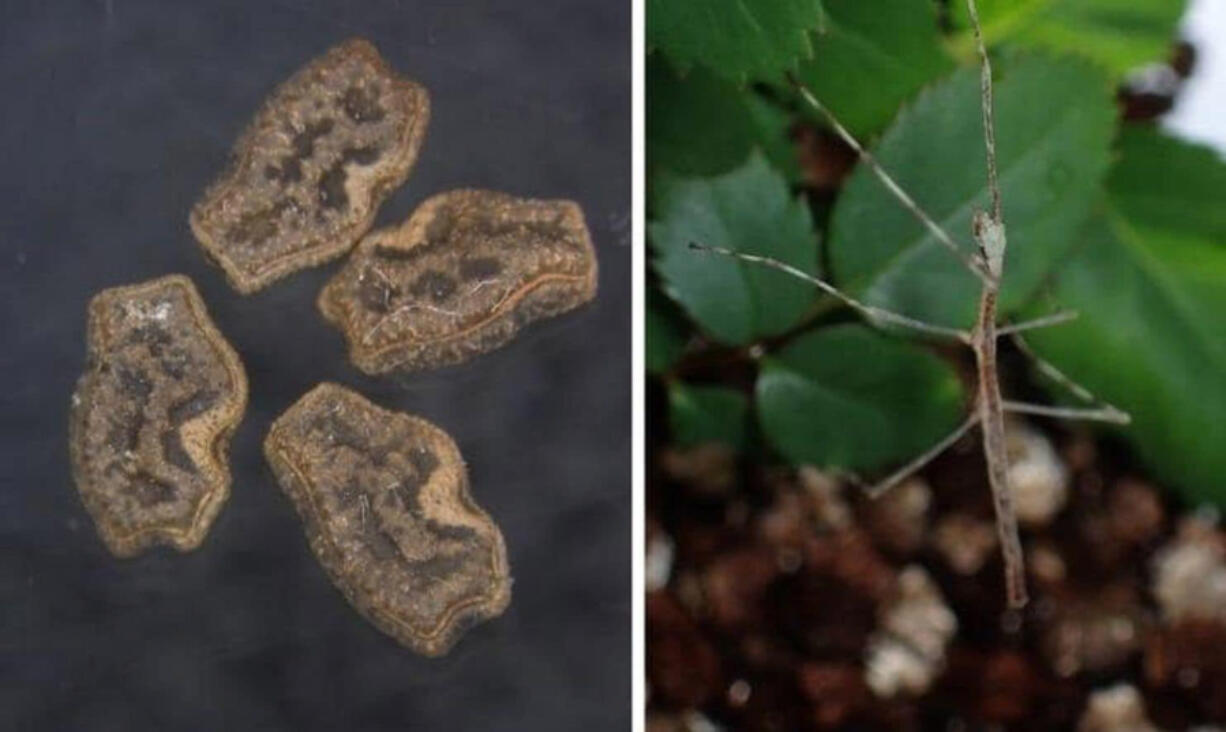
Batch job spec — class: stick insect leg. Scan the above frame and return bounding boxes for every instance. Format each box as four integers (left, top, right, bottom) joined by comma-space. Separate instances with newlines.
1003, 401, 1131, 425
967, 0, 1002, 225
996, 310, 1078, 336
864, 412, 981, 499
787, 76, 993, 285
689, 243, 971, 343
1009, 332, 1131, 423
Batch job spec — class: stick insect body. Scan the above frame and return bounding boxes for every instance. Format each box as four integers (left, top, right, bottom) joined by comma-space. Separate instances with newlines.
691, 0, 1128, 609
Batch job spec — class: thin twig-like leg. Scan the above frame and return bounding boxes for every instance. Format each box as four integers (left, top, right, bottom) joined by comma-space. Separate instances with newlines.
788, 76, 994, 285
996, 311, 1078, 336
689, 243, 971, 342
1003, 401, 1131, 425
969, 0, 1002, 225
865, 412, 981, 499
1010, 332, 1093, 402
1009, 332, 1131, 422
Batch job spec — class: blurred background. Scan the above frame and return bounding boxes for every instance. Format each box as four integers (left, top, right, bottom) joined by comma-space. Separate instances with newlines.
1168, 0, 1226, 154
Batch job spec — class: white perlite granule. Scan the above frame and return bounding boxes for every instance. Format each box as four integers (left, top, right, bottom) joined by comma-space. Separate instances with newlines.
1077, 683, 1159, 732
1006, 420, 1070, 527
1151, 515, 1226, 623
865, 566, 957, 698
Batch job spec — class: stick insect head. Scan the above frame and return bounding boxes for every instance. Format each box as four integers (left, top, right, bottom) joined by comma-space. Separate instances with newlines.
972, 210, 1007, 280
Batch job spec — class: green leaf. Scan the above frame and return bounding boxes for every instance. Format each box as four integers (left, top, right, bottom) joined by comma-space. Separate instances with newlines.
951, 0, 1187, 77
648, 55, 798, 179
647, 0, 824, 84
1107, 127, 1226, 241
669, 383, 751, 450
756, 324, 964, 471
793, 0, 954, 139
744, 96, 801, 181
647, 286, 690, 375
828, 54, 1115, 329
649, 152, 819, 345
1027, 129, 1226, 504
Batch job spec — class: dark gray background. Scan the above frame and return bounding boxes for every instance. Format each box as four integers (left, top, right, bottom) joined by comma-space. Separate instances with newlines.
0, 1, 629, 729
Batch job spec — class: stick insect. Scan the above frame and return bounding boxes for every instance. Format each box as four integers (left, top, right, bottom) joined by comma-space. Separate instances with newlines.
690, 0, 1129, 609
